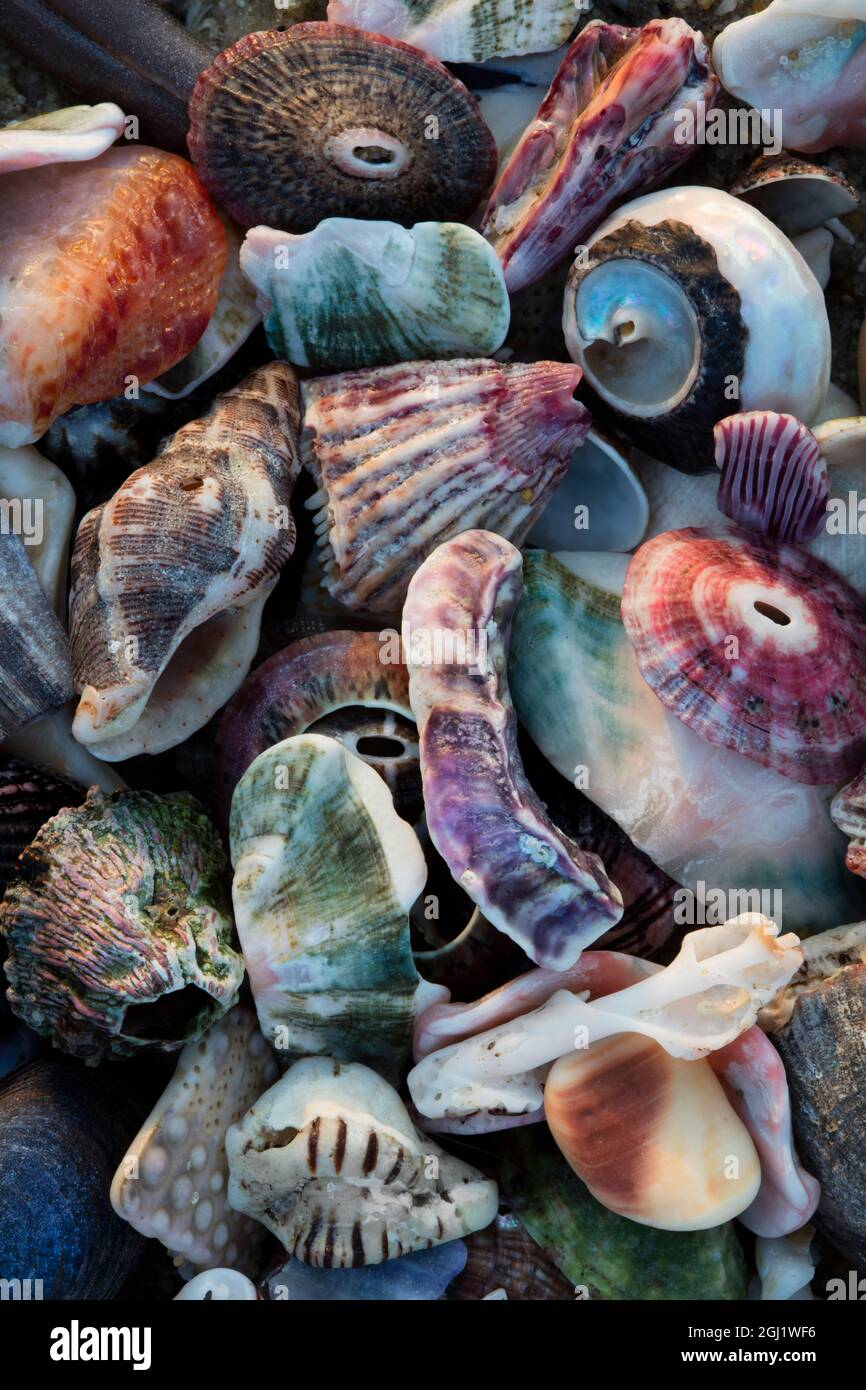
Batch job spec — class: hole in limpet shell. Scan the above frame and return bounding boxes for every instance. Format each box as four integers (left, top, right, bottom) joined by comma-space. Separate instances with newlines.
353, 145, 395, 166
180, 477, 203, 492
754, 600, 791, 626
122, 985, 214, 1041
355, 735, 407, 760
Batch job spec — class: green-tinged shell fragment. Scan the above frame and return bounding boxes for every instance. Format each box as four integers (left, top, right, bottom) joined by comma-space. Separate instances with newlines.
496, 1129, 748, 1301
0, 788, 242, 1061
240, 219, 510, 371
230, 733, 430, 1076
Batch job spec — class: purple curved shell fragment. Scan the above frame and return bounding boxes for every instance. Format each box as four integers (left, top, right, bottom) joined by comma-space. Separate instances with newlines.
714, 412, 829, 544
404, 529, 623, 970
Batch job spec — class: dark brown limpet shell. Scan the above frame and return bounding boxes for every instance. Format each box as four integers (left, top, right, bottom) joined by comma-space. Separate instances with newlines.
186, 23, 498, 230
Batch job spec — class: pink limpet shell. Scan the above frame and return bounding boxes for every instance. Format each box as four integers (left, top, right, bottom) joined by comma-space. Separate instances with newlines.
622, 527, 866, 785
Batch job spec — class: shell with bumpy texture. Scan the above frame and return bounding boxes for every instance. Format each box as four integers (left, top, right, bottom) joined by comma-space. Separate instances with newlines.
404, 530, 623, 970
187, 24, 497, 231
303, 358, 591, 615
0, 788, 243, 1060
226, 1055, 498, 1264
622, 527, 866, 786
326, 0, 577, 63
230, 734, 434, 1077
0, 146, 227, 447
481, 19, 718, 293
111, 1005, 279, 1273
240, 219, 509, 372
69, 363, 301, 760
213, 630, 417, 835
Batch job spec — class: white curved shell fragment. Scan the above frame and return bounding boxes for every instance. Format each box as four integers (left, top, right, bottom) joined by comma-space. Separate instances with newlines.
0, 103, 125, 174
0, 445, 76, 617
408, 916, 802, 1122
111, 1005, 280, 1272
225, 1056, 498, 1265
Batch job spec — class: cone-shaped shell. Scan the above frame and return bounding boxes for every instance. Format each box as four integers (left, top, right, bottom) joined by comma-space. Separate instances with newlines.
240, 219, 509, 371
187, 24, 497, 231
69, 363, 301, 760
622, 527, 866, 785
481, 18, 718, 293
111, 1005, 279, 1272
0, 146, 227, 447
326, 0, 578, 63
404, 530, 623, 969
0, 534, 73, 738
213, 630, 416, 835
0, 102, 126, 174
225, 1055, 498, 1264
544, 1034, 760, 1231
230, 734, 429, 1076
0, 788, 243, 1060
303, 358, 591, 615
714, 412, 829, 544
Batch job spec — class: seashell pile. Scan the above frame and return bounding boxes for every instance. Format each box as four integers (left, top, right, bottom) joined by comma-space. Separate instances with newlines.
1, 0, 866, 1312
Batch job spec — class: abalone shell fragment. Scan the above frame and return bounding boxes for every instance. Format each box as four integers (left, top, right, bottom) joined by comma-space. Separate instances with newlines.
111, 1005, 279, 1272
213, 629, 417, 834
230, 734, 428, 1076
0, 146, 227, 447
69, 362, 301, 759
187, 23, 497, 230
0, 533, 73, 738
302, 357, 591, 614
0, 788, 243, 1060
404, 529, 623, 969
225, 1055, 498, 1264
0, 1056, 156, 1299
622, 527, 866, 785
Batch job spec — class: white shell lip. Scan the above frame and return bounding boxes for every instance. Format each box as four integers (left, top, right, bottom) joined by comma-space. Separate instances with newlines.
567, 185, 831, 428
0, 103, 125, 174
526, 429, 649, 553
175, 1269, 258, 1301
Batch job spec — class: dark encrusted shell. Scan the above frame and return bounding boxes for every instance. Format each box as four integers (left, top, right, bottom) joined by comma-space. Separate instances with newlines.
0, 1056, 161, 1298
565, 218, 746, 473
0, 788, 243, 1060
187, 23, 497, 230
773, 961, 866, 1273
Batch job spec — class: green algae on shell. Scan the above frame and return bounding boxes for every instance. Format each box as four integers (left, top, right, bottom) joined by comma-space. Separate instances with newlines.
508, 550, 866, 936
0, 788, 243, 1060
240, 218, 510, 372
230, 733, 437, 1077
496, 1128, 748, 1300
